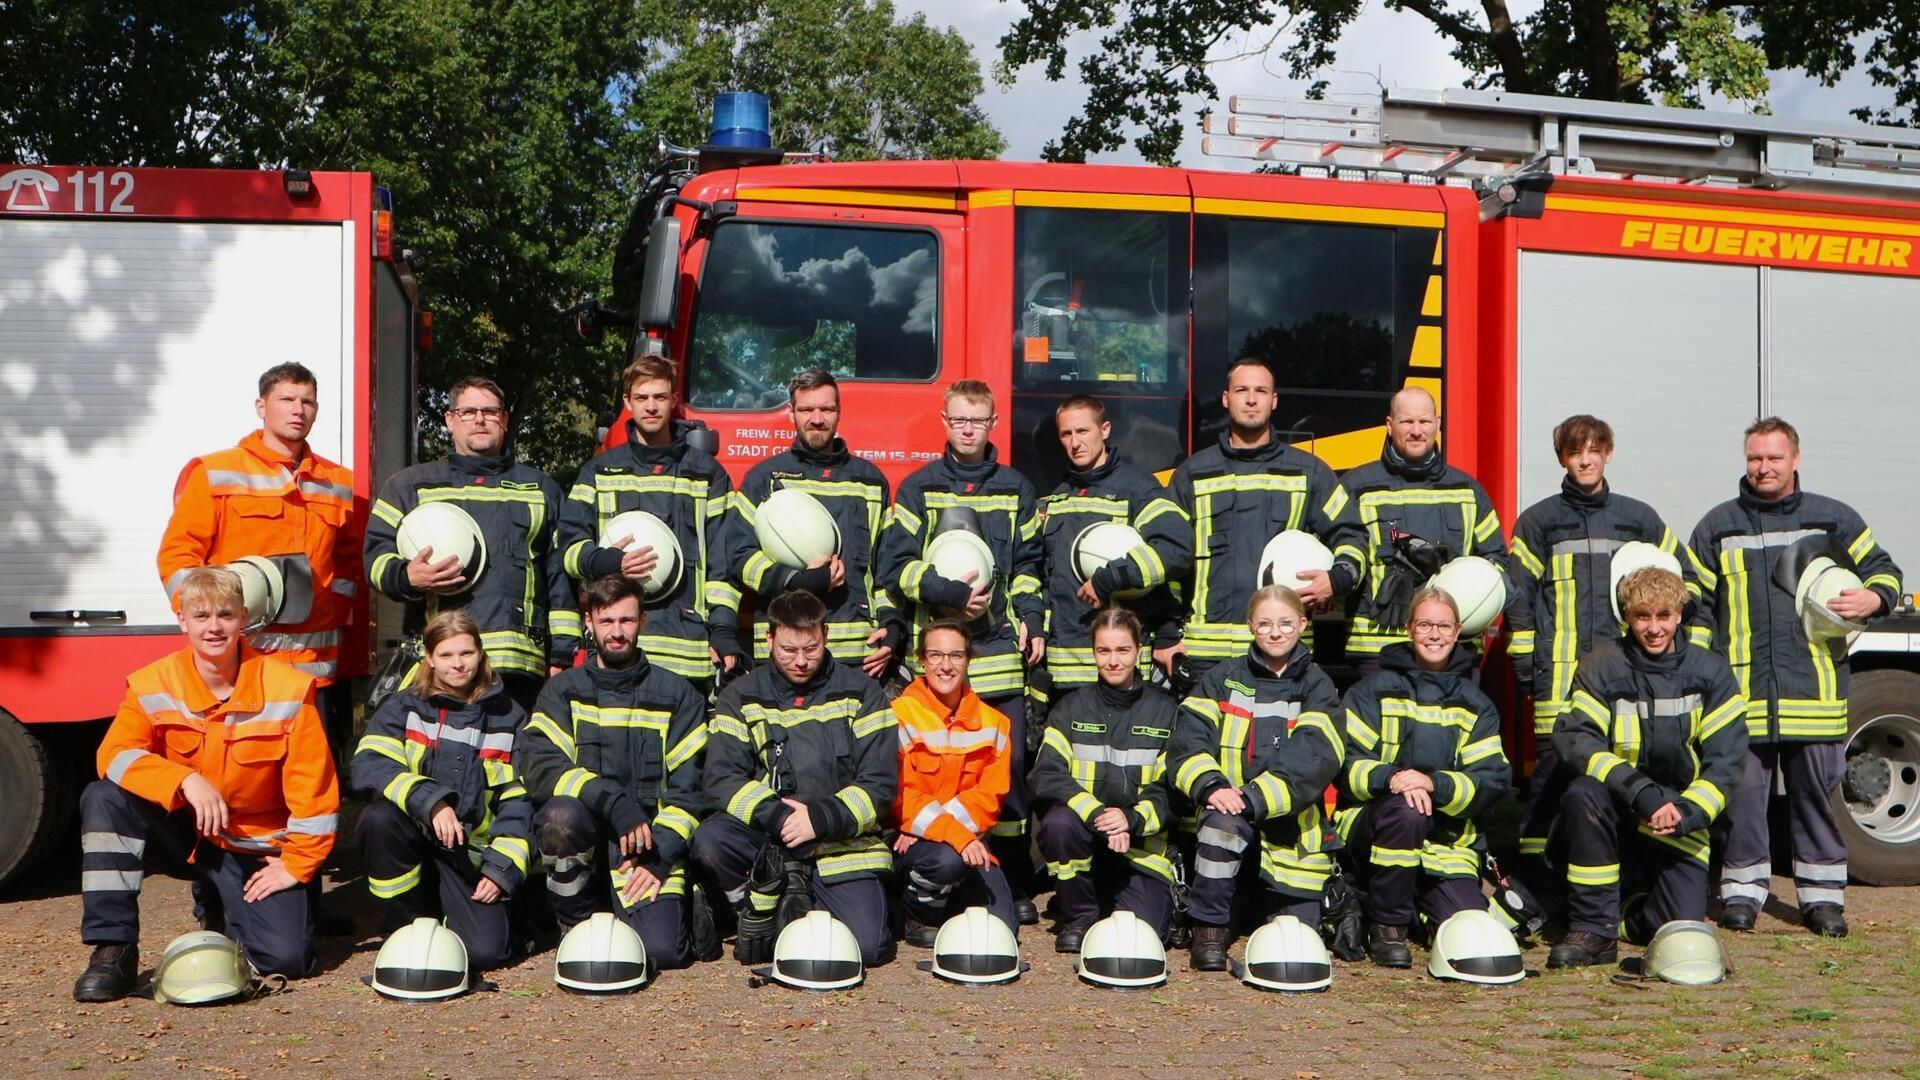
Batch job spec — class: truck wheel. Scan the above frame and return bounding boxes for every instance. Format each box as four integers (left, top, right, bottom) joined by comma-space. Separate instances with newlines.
0, 709, 76, 891
1838, 670, 1920, 886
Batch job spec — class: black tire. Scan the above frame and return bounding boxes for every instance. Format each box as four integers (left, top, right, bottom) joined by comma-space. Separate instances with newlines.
1837, 670, 1920, 886
0, 710, 72, 891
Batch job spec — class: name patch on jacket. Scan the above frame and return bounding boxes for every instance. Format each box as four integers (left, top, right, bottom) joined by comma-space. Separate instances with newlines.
1130, 725, 1170, 740
1070, 720, 1106, 735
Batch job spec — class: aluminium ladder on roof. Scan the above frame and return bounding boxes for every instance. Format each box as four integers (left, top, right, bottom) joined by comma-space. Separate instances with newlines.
1202, 87, 1920, 196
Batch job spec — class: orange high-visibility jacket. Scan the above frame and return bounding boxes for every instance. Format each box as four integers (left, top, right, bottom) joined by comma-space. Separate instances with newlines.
894, 678, 1011, 854
98, 646, 340, 883
158, 431, 360, 683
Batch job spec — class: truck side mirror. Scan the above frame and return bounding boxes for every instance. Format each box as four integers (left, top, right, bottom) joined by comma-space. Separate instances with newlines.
637, 216, 682, 331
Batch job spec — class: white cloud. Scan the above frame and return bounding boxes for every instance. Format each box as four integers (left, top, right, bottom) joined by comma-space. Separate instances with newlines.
897, 0, 1900, 165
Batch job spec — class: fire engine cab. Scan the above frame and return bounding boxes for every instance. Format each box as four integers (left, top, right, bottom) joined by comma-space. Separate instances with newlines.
605, 88, 1920, 884
0, 166, 415, 889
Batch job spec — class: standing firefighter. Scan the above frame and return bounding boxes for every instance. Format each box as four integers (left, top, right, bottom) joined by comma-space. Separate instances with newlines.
351, 611, 532, 971
738, 369, 904, 679
1333, 386, 1506, 666
1505, 415, 1683, 892
1168, 585, 1345, 971
693, 590, 900, 967
1163, 357, 1360, 679
1547, 567, 1748, 967
74, 567, 338, 1002
364, 376, 578, 709
893, 621, 1018, 944
1030, 609, 1178, 953
520, 576, 710, 969
1337, 587, 1511, 968
1041, 394, 1192, 690
1688, 417, 1901, 938
558, 356, 748, 688
876, 379, 1046, 922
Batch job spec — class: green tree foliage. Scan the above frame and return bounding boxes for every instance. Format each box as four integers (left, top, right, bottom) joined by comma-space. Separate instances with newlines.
0, 0, 1002, 480
997, 0, 1920, 164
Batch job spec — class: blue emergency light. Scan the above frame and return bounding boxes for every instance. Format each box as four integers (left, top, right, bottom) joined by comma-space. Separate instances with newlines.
710, 92, 773, 149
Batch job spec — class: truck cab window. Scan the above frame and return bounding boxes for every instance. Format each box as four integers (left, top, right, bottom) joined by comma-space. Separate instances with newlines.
686, 221, 939, 410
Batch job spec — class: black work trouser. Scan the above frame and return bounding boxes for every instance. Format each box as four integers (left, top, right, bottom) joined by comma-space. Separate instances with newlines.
357, 800, 517, 969
1342, 798, 1485, 928
1560, 777, 1708, 942
898, 838, 1016, 932
1185, 810, 1320, 929
688, 814, 891, 966
1033, 805, 1173, 941
79, 781, 314, 977
532, 797, 690, 970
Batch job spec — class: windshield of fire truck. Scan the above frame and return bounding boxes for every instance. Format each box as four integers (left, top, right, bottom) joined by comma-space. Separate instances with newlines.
685, 220, 940, 410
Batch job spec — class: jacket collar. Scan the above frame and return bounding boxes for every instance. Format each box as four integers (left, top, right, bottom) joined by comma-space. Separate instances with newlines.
1559, 474, 1610, 509
1737, 474, 1803, 515
587, 650, 653, 693
1246, 641, 1312, 681
449, 452, 513, 479
241, 429, 308, 473
1096, 676, 1144, 709
1064, 447, 1121, 488
1378, 639, 1476, 681
174, 643, 266, 714
791, 436, 852, 470
1380, 437, 1446, 482
941, 443, 1000, 485
1217, 428, 1287, 464
623, 420, 692, 468
901, 677, 984, 730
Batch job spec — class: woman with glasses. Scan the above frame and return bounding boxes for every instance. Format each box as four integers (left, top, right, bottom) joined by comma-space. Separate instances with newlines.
1336, 587, 1511, 968
891, 620, 1018, 944
1167, 584, 1345, 971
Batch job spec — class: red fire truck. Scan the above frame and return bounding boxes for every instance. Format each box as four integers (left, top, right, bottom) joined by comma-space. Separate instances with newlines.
0, 166, 416, 889
602, 88, 1920, 884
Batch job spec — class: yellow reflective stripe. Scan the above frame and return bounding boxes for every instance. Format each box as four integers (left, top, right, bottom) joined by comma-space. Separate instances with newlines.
1697, 697, 1745, 742
1250, 772, 1290, 817
1474, 510, 1501, 543
1345, 709, 1381, 752
1509, 536, 1544, 578
655, 805, 699, 842
664, 726, 708, 773
527, 714, 578, 761
1863, 573, 1899, 592
356, 733, 408, 765
1175, 753, 1224, 797
1132, 799, 1161, 836
1436, 771, 1475, 816
1347, 758, 1388, 795
1370, 845, 1421, 868
706, 580, 742, 609
574, 703, 673, 731
728, 780, 778, 822
1848, 528, 1877, 564
1047, 856, 1095, 880
371, 499, 405, 527
1134, 497, 1186, 529
1068, 791, 1105, 822
1507, 628, 1536, 656
489, 836, 530, 874
817, 848, 893, 877
710, 715, 751, 743
835, 786, 878, 832
1566, 863, 1619, 887
851, 708, 895, 740
1568, 690, 1611, 730
1421, 843, 1481, 877
1459, 735, 1504, 766
1296, 712, 1344, 762
382, 771, 427, 809
1587, 752, 1628, 783
548, 609, 582, 636
370, 551, 407, 586
555, 767, 597, 800
1681, 780, 1726, 821
368, 864, 423, 898
1637, 825, 1710, 863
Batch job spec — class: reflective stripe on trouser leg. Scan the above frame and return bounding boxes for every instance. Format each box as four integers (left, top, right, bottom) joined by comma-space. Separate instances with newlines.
1034, 804, 1098, 929
1185, 811, 1254, 926
1720, 746, 1776, 909
899, 840, 961, 924
79, 780, 196, 946
983, 694, 1037, 896
689, 814, 770, 909
356, 800, 431, 917
1786, 741, 1848, 909
1560, 776, 1625, 936
532, 797, 602, 928
1345, 798, 1435, 928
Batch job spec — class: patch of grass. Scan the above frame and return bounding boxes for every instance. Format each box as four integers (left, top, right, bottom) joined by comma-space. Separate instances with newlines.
1790, 1007, 1837, 1022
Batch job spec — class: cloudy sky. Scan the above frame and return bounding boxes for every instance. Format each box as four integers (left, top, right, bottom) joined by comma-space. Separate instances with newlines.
894, 0, 1895, 164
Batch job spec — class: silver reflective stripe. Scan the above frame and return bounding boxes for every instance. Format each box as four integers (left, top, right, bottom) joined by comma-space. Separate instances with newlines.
480, 732, 515, 755
1070, 743, 1162, 768
206, 468, 293, 491
908, 801, 945, 836
547, 853, 593, 875
81, 869, 144, 892
1228, 691, 1302, 722
908, 726, 1004, 753
137, 693, 198, 719
1794, 861, 1848, 883
287, 814, 338, 834
1721, 861, 1771, 883
106, 748, 151, 784
1196, 824, 1249, 853
1612, 694, 1703, 719
1195, 856, 1242, 879
164, 568, 193, 599
294, 661, 336, 678
218, 831, 282, 853
907, 870, 952, 896
404, 712, 483, 748
1552, 537, 1625, 558
331, 578, 357, 597
545, 872, 591, 897
1797, 887, 1845, 906
228, 699, 304, 725
299, 478, 354, 502
943, 798, 979, 832
1721, 881, 1769, 903
82, 831, 146, 857
1718, 528, 1828, 553
250, 630, 341, 651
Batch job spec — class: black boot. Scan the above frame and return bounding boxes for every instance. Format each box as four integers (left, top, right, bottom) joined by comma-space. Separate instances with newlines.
1718, 903, 1757, 932
1189, 925, 1231, 972
1367, 924, 1412, 968
904, 918, 939, 949
1013, 898, 1040, 926
1802, 904, 1848, 938
688, 884, 724, 963
1547, 930, 1618, 969
1054, 923, 1088, 954
73, 944, 138, 1003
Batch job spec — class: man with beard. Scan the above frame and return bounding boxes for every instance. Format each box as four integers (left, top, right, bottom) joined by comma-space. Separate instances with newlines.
1040, 394, 1191, 690
558, 356, 748, 689
520, 576, 710, 969
364, 376, 578, 710
1332, 386, 1507, 670
738, 369, 904, 681
693, 590, 900, 967
1161, 357, 1361, 681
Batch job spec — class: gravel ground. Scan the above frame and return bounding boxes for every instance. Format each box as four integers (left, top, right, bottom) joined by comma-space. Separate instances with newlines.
4, 831, 1916, 1080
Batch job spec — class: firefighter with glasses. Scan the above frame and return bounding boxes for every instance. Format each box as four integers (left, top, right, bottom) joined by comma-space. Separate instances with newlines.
1687, 417, 1902, 938
365, 376, 578, 710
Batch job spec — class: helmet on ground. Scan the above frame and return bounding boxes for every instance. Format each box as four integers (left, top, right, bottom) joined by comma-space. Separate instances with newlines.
1642, 920, 1730, 986
754, 488, 842, 569
1608, 541, 1683, 622
772, 910, 864, 991
1428, 908, 1525, 985
929, 906, 1021, 985
1077, 909, 1167, 989
1258, 530, 1335, 593
555, 912, 649, 993
226, 556, 286, 632
925, 531, 996, 617
152, 930, 251, 1005
395, 502, 488, 593
1796, 557, 1868, 643
1427, 556, 1508, 636
598, 511, 685, 600
1241, 915, 1331, 993
371, 917, 470, 1001
1072, 522, 1151, 599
